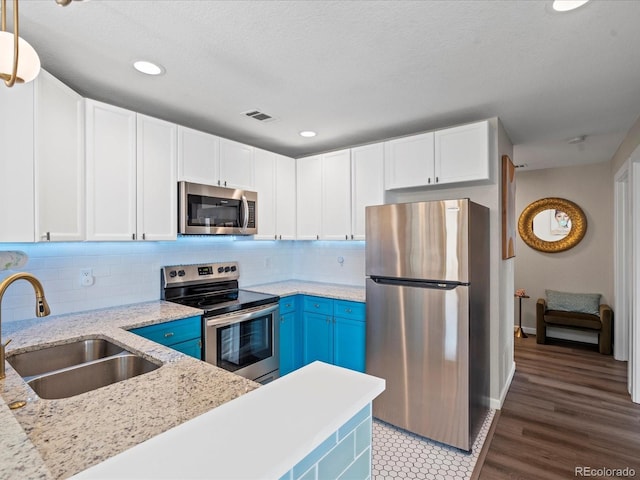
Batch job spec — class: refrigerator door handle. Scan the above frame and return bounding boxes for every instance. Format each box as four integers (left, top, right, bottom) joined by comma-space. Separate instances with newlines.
369, 276, 467, 290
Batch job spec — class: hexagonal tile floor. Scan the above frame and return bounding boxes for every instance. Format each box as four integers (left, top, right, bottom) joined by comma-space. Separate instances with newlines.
372, 410, 495, 479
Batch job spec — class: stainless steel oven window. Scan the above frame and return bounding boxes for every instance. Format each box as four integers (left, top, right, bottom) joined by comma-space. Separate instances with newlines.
205, 303, 280, 381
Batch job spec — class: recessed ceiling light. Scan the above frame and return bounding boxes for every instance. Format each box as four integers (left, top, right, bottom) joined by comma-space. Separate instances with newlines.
133, 60, 165, 76
299, 131, 317, 138
552, 0, 590, 12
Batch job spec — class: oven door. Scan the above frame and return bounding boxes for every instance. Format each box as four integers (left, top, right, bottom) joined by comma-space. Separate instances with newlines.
204, 303, 279, 383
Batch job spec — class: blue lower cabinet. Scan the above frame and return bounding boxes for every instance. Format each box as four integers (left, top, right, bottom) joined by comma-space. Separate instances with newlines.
279, 296, 303, 376
334, 317, 366, 373
303, 311, 333, 365
129, 315, 202, 360
301, 296, 365, 373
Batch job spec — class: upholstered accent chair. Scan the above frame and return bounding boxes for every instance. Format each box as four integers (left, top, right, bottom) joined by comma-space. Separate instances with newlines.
536, 290, 613, 355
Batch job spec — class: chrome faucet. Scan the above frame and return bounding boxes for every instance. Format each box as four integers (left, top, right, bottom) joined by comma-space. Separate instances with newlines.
0, 273, 51, 379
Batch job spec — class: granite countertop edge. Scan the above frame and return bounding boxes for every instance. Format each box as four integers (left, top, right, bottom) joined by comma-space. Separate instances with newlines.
0, 281, 366, 479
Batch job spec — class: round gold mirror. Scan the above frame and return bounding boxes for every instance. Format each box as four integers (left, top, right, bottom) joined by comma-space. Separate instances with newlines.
518, 197, 587, 253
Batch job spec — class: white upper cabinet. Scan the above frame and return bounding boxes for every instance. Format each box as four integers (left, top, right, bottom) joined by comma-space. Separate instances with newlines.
86, 100, 177, 241
434, 120, 490, 185
0, 83, 34, 242
85, 100, 138, 241
219, 138, 255, 190
275, 155, 297, 240
384, 132, 435, 189
136, 114, 177, 241
178, 130, 254, 190
254, 149, 296, 240
321, 149, 352, 240
351, 143, 384, 240
296, 155, 322, 240
297, 150, 351, 241
0, 71, 84, 243
177, 126, 219, 185
34, 71, 85, 242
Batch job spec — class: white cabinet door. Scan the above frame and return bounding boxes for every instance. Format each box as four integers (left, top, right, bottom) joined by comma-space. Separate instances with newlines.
85, 99, 137, 241
275, 154, 296, 240
254, 149, 296, 240
253, 148, 277, 240
351, 143, 384, 240
321, 149, 351, 240
177, 126, 219, 185
136, 114, 177, 241
384, 132, 435, 189
434, 120, 490, 185
34, 70, 85, 242
0, 83, 34, 242
219, 138, 254, 189
296, 155, 322, 240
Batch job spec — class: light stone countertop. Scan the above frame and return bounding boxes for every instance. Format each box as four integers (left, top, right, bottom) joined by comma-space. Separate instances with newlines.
0, 282, 366, 479
0, 301, 259, 480
246, 280, 365, 303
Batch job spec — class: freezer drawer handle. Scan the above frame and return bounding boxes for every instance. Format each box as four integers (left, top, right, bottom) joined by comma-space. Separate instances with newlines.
370, 276, 466, 290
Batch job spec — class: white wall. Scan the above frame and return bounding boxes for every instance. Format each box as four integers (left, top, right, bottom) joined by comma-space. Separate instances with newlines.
0, 238, 366, 324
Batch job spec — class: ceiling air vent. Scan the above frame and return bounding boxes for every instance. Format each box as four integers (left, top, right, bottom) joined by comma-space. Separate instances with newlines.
242, 109, 277, 123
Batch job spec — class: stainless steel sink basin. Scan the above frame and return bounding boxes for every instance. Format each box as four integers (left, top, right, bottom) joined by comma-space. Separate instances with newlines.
6, 338, 161, 399
26, 354, 160, 400
7, 339, 126, 378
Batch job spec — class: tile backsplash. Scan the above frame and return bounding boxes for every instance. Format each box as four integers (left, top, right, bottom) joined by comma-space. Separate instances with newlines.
0, 238, 365, 323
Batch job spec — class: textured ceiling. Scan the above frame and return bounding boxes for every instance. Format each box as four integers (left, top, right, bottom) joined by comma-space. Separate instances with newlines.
9, 0, 640, 169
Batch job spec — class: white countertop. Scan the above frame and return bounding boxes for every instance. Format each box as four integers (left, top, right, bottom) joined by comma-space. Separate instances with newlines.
73, 361, 385, 480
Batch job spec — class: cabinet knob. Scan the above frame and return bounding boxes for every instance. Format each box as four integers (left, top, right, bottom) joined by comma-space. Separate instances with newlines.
132, 233, 136, 240
345, 234, 348, 240
345, 308, 352, 313
46, 232, 51, 241
351, 234, 354, 240
285, 303, 291, 308
275, 234, 277, 240
217, 180, 221, 186
316, 234, 319, 240
164, 332, 174, 338
224, 180, 227, 186
279, 235, 282, 240
314, 304, 320, 308
436, 176, 439, 183
428, 178, 432, 184
142, 233, 146, 240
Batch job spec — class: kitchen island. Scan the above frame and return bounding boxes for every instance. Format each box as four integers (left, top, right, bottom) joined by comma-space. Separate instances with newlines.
0, 296, 382, 479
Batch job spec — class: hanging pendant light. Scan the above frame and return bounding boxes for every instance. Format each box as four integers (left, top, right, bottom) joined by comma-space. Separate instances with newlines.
0, 0, 41, 87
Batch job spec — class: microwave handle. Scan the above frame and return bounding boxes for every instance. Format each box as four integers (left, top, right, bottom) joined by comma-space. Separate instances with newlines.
241, 194, 249, 233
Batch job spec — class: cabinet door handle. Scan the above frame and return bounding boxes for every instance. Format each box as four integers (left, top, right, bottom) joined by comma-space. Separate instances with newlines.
224, 180, 227, 186
279, 235, 282, 240
132, 233, 136, 240
285, 303, 291, 308
316, 234, 319, 240
351, 234, 354, 240
274, 234, 277, 240
217, 180, 221, 186
345, 308, 352, 313
345, 234, 348, 240
428, 178, 431, 184
46, 232, 51, 241
142, 233, 146, 240
164, 332, 174, 338
314, 304, 320, 308
436, 176, 439, 183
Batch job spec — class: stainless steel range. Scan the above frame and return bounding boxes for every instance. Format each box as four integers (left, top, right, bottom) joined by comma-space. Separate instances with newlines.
161, 262, 280, 384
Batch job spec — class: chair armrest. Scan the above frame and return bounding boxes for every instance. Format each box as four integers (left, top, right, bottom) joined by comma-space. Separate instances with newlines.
600, 304, 613, 323
536, 298, 546, 314
536, 298, 547, 334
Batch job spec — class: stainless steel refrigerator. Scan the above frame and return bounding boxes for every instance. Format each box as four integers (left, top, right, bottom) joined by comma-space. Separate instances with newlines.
365, 198, 490, 451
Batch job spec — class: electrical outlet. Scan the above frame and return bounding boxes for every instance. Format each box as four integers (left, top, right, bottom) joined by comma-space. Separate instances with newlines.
80, 268, 94, 287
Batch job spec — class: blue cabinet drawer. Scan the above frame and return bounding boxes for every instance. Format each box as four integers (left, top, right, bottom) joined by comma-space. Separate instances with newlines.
279, 295, 298, 315
130, 315, 201, 347
303, 296, 333, 316
333, 300, 365, 321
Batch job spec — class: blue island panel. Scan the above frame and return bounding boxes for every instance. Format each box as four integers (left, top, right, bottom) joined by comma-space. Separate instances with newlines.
279, 404, 372, 480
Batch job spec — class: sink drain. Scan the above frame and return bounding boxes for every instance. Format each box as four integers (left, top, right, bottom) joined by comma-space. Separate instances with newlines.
8, 400, 26, 410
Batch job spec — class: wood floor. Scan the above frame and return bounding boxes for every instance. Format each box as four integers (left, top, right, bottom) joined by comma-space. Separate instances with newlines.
478, 336, 640, 480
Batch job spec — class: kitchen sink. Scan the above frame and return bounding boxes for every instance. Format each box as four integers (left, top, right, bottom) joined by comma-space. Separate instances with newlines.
6, 338, 161, 400
26, 354, 160, 400
7, 338, 126, 378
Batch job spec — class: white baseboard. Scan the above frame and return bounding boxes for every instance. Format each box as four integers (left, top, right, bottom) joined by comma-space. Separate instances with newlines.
489, 360, 515, 410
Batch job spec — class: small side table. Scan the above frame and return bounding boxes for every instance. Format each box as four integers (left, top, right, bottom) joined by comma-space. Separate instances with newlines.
514, 294, 530, 338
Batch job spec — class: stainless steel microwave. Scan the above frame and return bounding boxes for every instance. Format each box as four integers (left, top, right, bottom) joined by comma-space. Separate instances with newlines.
178, 181, 257, 235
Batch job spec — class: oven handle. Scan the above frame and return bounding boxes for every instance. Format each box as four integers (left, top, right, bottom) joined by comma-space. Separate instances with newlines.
206, 303, 278, 328
240, 194, 249, 234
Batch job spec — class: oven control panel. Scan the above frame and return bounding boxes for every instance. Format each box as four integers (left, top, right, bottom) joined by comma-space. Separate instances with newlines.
162, 262, 239, 287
